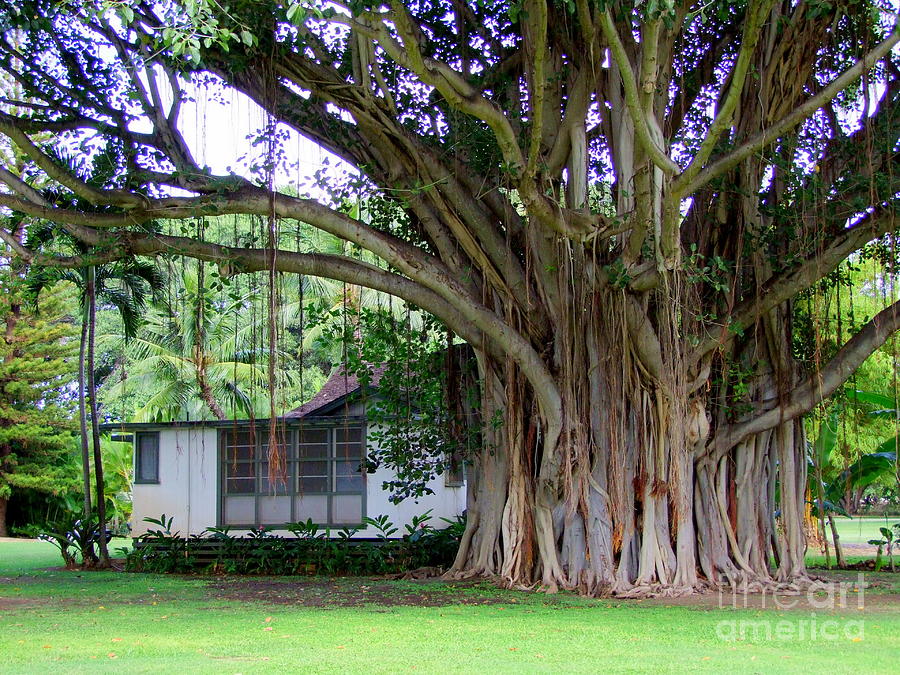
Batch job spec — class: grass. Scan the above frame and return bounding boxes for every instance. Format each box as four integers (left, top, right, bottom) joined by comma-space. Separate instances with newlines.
830, 515, 898, 545
1, 539, 899, 674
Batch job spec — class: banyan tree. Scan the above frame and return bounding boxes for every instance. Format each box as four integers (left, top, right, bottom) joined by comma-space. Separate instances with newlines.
0, 0, 898, 595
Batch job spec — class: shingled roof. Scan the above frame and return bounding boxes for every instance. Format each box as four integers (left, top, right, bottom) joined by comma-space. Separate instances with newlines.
284, 366, 385, 418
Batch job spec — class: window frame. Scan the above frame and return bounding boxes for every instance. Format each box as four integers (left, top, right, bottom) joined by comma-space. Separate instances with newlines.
218, 423, 367, 529
134, 431, 160, 484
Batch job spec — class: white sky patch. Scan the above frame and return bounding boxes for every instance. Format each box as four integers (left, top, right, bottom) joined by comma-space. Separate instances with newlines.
125, 66, 351, 200
179, 84, 349, 199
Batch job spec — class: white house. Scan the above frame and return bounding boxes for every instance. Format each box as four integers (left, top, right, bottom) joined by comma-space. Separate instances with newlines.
106, 370, 467, 537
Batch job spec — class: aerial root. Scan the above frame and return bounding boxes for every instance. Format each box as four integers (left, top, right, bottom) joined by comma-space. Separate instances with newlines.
613, 583, 704, 599
387, 566, 444, 580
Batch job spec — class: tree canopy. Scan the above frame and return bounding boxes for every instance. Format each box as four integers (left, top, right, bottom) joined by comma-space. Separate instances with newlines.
0, 0, 899, 594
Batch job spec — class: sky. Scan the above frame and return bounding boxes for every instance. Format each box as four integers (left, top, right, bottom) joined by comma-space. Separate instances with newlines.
133, 74, 351, 202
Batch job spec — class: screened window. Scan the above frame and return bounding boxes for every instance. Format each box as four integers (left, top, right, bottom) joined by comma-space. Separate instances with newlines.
134, 432, 160, 484
220, 426, 365, 528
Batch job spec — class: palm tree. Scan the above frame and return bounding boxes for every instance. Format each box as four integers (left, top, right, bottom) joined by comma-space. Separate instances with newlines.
291, 223, 424, 363
28, 253, 162, 565
103, 261, 299, 422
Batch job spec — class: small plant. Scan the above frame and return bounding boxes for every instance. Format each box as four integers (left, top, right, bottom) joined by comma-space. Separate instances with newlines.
404, 509, 434, 541
868, 526, 897, 572
123, 513, 464, 576
126, 514, 195, 573
141, 514, 180, 539
39, 517, 111, 568
206, 525, 232, 539
247, 525, 271, 539
286, 519, 321, 540
362, 514, 398, 540
38, 522, 78, 569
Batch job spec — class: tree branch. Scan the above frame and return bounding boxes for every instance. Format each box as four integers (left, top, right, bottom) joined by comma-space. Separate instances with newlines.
0, 166, 49, 206
0, 113, 147, 209
677, 18, 900, 196
672, 0, 775, 195
691, 206, 899, 363
0, 229, 127, 268
0, 190, 564, 430
329, 5, 527, 175
599, 10, 679, 176
709, 297, 900, 457
524, 0, 548, 176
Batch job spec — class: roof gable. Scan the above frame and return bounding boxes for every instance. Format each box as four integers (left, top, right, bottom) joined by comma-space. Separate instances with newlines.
285, 366, 384, 419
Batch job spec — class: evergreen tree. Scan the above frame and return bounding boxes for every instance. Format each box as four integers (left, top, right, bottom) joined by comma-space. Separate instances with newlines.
0, 274, 77, 536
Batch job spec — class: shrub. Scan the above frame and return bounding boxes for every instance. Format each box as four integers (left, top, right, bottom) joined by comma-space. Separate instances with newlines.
123, 512, 464, 576
39, 516, 112, 568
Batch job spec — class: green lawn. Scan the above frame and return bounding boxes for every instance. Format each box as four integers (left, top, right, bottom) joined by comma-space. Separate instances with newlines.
830, 516, 899, 545
1, 539, 898, 674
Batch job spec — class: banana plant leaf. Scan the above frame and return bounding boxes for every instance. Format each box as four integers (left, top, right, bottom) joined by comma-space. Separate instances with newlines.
830, 451, 897, 500
845, 389, 898, 409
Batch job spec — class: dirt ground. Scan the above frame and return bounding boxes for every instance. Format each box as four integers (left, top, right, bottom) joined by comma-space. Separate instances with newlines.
206, 577, 510, 607
2, 570, 898, 613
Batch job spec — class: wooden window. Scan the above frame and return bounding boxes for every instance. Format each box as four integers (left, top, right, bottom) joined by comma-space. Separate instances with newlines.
445, 453, 465, 487
222, 430, 259, 495
220, 425, 365, 528
134, 432, 160, 484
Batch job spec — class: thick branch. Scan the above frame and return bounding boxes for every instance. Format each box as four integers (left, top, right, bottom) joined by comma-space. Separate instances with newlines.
599, 11, 679, 176
710, 297, 900, 457
333, 6, 527, 174
0, 230, 130, 268
674, 0, 775, 193
0, 113, 146, 208
0, 167, 49, 206
524, 0, 548, 176
692, 207, 899, 363
0, 189, 564, 433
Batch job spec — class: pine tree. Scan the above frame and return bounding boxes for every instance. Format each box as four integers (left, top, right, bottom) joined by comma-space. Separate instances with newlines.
0, 273, 77, 536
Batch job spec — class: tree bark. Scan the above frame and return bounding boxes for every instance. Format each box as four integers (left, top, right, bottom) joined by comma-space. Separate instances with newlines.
445, 279, 814, 596
827, 514, 846, 568
78, 309, 92, 520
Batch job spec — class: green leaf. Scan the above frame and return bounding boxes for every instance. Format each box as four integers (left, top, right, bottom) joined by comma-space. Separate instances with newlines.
874, 437, 898, 455
286, 3, 307, 24
838, 451, 896, 491
240, 30, 254, 47
846, 389, 897, 409
811, 411, 839, 466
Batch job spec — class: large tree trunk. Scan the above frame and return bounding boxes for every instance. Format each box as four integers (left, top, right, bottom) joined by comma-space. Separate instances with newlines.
450, 278, 810, 596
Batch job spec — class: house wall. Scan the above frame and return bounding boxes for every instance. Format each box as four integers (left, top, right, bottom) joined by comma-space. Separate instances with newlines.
131, 426, 218, 537
131, 422, 467, 538
359, 423, 467, 536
